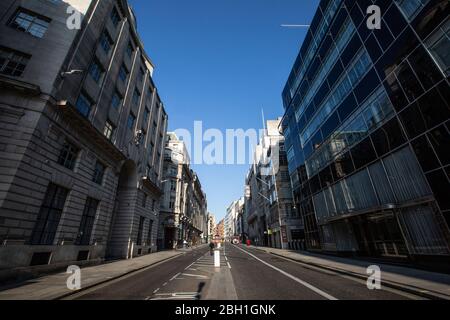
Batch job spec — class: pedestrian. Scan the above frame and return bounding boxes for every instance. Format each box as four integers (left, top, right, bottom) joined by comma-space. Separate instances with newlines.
209, 242, 215, 255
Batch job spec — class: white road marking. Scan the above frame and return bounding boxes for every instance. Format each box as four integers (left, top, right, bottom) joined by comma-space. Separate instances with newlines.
162, 282, 168, 286
184, 262, 195, 270
234, 246, 338, 300
170, 273, 181, 281
153, 288, 160, 294
181, 273, 208, 279
150, 292, 200, 300
227, 262, 231, 269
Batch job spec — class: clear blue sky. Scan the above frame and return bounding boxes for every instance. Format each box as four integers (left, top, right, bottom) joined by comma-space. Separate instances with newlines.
129, 0, 320, 221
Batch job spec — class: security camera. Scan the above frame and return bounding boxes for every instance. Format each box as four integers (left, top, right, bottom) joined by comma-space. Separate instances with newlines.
60, 70, 84, 77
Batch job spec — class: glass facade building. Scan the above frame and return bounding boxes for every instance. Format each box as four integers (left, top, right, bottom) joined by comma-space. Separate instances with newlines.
282, 0, 450, 264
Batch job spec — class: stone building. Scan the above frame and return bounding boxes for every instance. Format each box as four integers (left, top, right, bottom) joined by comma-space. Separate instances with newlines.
245, 119, 303, 249
207, 213, 216, 242
159, 133, 207, 248
0, 0, 167, 278
215, 219, 225, 240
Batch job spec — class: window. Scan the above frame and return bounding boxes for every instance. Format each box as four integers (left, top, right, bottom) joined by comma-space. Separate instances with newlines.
132, 89, 141, 106
169, 200, 174, 209
93, 161, 106, 185
151, 199, 156, 211
136, 216, 145, 245
139, 67, 145, 82
142, 192, 147, 208
0, 47, 30, 77
427, 125, 450, 166
170, 180, 176, 191
110, 7, 120, 27
411, 136, 441, 172
88, 59, 104, 83
395, 0, 430, 20
301, 49, 371, 145
426, 19, 450, 76
111, 91, 121, 110
9, 9, 50, 38
75, 93, 92, 118
30, 184, 68, 245
148, 142, 154, 159
118, 64, 128, 82
58, 141, 78, 170
143, 107, 150, 124
127, 113, 136, 130
103, 121, 115, 140
76, 198, 98, 245
100, 31, 113, 54
147, 220, 153, 245
283, 127, 291, 140
126, 42, 133, 58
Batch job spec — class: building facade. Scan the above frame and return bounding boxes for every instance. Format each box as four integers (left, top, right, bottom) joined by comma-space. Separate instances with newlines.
245, 119, 303, 249
215, 219, 225, 241
282, 0, 450, 265
159, 132, 207, 249
207, 213, 215, 242
225, 197, 244, 242
0, 0, 167, 278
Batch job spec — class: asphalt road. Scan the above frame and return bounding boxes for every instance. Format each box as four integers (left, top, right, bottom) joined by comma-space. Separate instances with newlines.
68, 243, 422, 300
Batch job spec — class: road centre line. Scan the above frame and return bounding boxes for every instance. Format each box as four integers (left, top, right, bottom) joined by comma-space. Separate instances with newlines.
170, 273, 181, 281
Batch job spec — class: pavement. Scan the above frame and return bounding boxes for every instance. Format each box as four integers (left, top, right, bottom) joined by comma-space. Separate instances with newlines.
0, 247, 202, 300
0, 243, 449, 300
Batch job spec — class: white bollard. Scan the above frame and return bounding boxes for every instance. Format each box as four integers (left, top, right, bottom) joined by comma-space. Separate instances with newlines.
214, 249, 220, 268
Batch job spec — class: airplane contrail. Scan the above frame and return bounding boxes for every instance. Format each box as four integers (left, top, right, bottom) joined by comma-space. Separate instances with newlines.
280, 24, 310, 28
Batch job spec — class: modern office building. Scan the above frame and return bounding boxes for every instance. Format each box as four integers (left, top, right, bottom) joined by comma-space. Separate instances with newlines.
281, 0, 450, 265
0, 0, 168, 278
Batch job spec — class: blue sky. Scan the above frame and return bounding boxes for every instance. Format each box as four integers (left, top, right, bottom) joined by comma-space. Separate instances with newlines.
129, 0, 320, 221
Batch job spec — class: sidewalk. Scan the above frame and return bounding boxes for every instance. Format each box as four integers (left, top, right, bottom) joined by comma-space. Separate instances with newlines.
0, 250, 186, 300
251, 245, 450, 300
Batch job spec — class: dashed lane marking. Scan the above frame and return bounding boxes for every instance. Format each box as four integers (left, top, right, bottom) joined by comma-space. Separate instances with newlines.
170, 273, 181, 281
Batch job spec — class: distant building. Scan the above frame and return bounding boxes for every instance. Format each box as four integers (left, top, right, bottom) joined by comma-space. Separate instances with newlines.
215, 219, 225, 240
159, 133, 207, 248
207, 213, 216, 242
0, 0, 168, 277
245, 119, 303, 249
